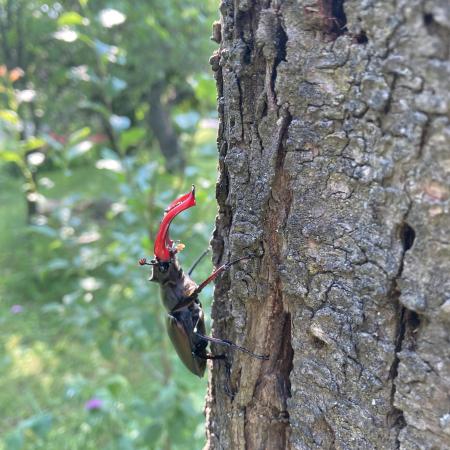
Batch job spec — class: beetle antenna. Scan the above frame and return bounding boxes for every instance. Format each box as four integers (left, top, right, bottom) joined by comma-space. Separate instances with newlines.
193, 253, 257, 296
188, 247, 211, 276
138, 258, 156, 266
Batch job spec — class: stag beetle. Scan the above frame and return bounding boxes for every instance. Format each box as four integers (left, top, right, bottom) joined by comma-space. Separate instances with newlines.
139, 186, 268, 377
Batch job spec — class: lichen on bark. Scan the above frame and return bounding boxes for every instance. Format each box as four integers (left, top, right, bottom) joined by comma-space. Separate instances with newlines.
206, 1, 450, 449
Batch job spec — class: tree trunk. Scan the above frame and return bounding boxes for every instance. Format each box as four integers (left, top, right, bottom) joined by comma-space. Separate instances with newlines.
206, 1, 450, 449
148, 82, 185, 173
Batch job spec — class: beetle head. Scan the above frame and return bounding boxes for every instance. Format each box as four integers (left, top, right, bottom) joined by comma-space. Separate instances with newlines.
147, 255, 183, 284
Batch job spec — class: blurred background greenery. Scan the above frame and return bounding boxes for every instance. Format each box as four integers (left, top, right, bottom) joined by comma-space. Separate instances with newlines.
0, 1, 219, 449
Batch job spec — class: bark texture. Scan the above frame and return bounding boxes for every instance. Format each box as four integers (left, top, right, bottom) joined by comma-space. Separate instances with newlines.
206, 0, 450, 449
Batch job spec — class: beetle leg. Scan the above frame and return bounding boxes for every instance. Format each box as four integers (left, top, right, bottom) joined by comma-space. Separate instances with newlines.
194, 331, 269, 360
194, 254, 255, 295
192, 315, 268, 360
188, 247, 211, 276
193, 349, 235, 400
192, 350, 225, 360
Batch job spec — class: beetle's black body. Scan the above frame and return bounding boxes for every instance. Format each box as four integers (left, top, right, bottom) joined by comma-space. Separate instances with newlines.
167, 300, 207, 376
151, 256, 208, 376
140, 186, 268, 378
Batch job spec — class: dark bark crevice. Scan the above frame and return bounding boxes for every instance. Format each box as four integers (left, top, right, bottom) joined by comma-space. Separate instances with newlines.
387, 220, 418, 445
304, 0, 348, 39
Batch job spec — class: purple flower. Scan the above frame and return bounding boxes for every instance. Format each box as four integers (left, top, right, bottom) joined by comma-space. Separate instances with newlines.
84, 397, 103, 411
10, 305, 24, 314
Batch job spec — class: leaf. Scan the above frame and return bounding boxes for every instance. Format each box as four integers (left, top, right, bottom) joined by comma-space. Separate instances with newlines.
105, 374, 129, 397
119, 127, 146, 149
99, 337, 114, 359
45, 258, 70, 270
0, 109, 20, 125
0, 150, 22, 164
29, 413, 53, 438
4, 429, 24, 450
78, 100, 110, 118
58, 12, 89, 27
68, 127, 91, 145
22, 137, 46, 152
143, 423, 163, 445
28, 225, 59, 238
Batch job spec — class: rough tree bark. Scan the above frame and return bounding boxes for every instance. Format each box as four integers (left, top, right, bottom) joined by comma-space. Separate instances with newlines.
205, 1, 450, 449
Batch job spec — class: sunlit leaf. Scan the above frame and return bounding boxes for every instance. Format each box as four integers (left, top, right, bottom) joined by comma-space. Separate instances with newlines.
0, 109, 20, 125
58, 11, 89, 27
99, 9, 126, 28
146, 15, 170, 40
0, 151, 22, 164
53, 28, 79, 42
68, 127, 91, 145
23, 137, 46, 151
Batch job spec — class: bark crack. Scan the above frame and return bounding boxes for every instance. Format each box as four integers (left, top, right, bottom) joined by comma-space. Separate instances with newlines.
387, 217, 417, 447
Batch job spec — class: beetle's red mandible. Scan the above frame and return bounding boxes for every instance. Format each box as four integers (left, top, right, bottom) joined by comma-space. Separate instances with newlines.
153, 185, 196, 262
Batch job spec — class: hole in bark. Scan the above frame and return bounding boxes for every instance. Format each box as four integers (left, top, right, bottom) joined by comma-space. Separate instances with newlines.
406, 309, 421, 331
423, 13, 434, 26
230, 117, 236, 128
304, 1, 347, 38
353, 30, 368, 44
400, 223, 415, 252
422, 12, 449, 58
275, 22, 288, 64
322, 0, 347, 37
330, 0, 347, 34
387, 407, 406, 429
311, 336, 326, 349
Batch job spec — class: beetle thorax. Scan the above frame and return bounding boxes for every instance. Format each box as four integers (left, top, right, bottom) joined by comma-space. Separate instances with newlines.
150, 256, 198, 311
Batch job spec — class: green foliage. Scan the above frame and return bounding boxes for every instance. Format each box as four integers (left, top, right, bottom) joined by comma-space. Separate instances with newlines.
0, 0, 219, 449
